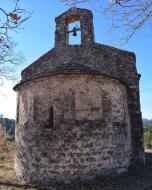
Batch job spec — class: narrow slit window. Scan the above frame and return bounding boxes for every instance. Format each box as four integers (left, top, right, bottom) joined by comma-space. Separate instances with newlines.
68, 21, 81, 45
48, 106, 54, 128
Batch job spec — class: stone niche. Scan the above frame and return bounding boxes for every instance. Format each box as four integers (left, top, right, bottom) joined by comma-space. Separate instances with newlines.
14, 7, 145, 186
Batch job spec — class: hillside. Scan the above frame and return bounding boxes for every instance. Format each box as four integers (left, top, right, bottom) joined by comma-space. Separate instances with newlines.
0, 116, 15, 139
143, 118, 152, 126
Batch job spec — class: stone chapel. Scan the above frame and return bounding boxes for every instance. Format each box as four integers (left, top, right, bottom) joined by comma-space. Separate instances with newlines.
14, 7, 145, 185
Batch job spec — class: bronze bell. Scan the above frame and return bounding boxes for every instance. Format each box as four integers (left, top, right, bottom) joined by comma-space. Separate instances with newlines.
73, 27, 77, 36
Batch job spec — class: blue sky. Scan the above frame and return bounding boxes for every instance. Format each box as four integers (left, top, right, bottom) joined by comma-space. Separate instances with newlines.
0, 0, 152, 119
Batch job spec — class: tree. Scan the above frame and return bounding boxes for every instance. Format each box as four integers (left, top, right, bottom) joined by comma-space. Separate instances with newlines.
0, 0, 31, 83
144, 122, 152, 149
0, 114, 4, 123
60, 0, 152, 43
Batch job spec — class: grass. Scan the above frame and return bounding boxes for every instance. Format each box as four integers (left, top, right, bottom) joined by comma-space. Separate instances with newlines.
0, 142, 152, 190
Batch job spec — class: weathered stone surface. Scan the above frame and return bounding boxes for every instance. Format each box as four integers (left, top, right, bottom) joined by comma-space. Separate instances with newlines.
14, 7, 144, 185
14, 75, 131, 184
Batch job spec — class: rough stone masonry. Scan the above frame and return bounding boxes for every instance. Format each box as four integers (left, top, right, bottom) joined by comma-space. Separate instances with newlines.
13, 7, 145, 185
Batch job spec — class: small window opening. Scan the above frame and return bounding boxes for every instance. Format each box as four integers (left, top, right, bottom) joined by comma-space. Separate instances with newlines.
48, 106, 54, 128
68, 21, 81, 45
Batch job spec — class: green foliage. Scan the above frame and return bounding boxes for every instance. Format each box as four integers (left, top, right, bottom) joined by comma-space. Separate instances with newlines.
144, 123, 152, 149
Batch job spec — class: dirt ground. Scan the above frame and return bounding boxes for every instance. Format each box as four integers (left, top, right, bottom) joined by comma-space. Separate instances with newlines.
0, 149, 152, 190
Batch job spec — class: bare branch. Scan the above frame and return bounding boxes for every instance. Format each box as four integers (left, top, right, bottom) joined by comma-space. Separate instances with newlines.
60, 0, 152, 43
0, 0, 31, 84
60, 0, 88, 6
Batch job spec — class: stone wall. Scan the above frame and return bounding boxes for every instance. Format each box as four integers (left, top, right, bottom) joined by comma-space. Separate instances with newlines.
15, 42, 144, 166
15, 75, 131, 185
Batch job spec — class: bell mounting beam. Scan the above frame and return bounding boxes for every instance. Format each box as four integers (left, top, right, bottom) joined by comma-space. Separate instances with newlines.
68, 27, 81, 34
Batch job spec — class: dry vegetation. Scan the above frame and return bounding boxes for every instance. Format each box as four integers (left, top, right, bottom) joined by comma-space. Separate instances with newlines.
0, 141, 152, 190
0, 141, 42, 190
